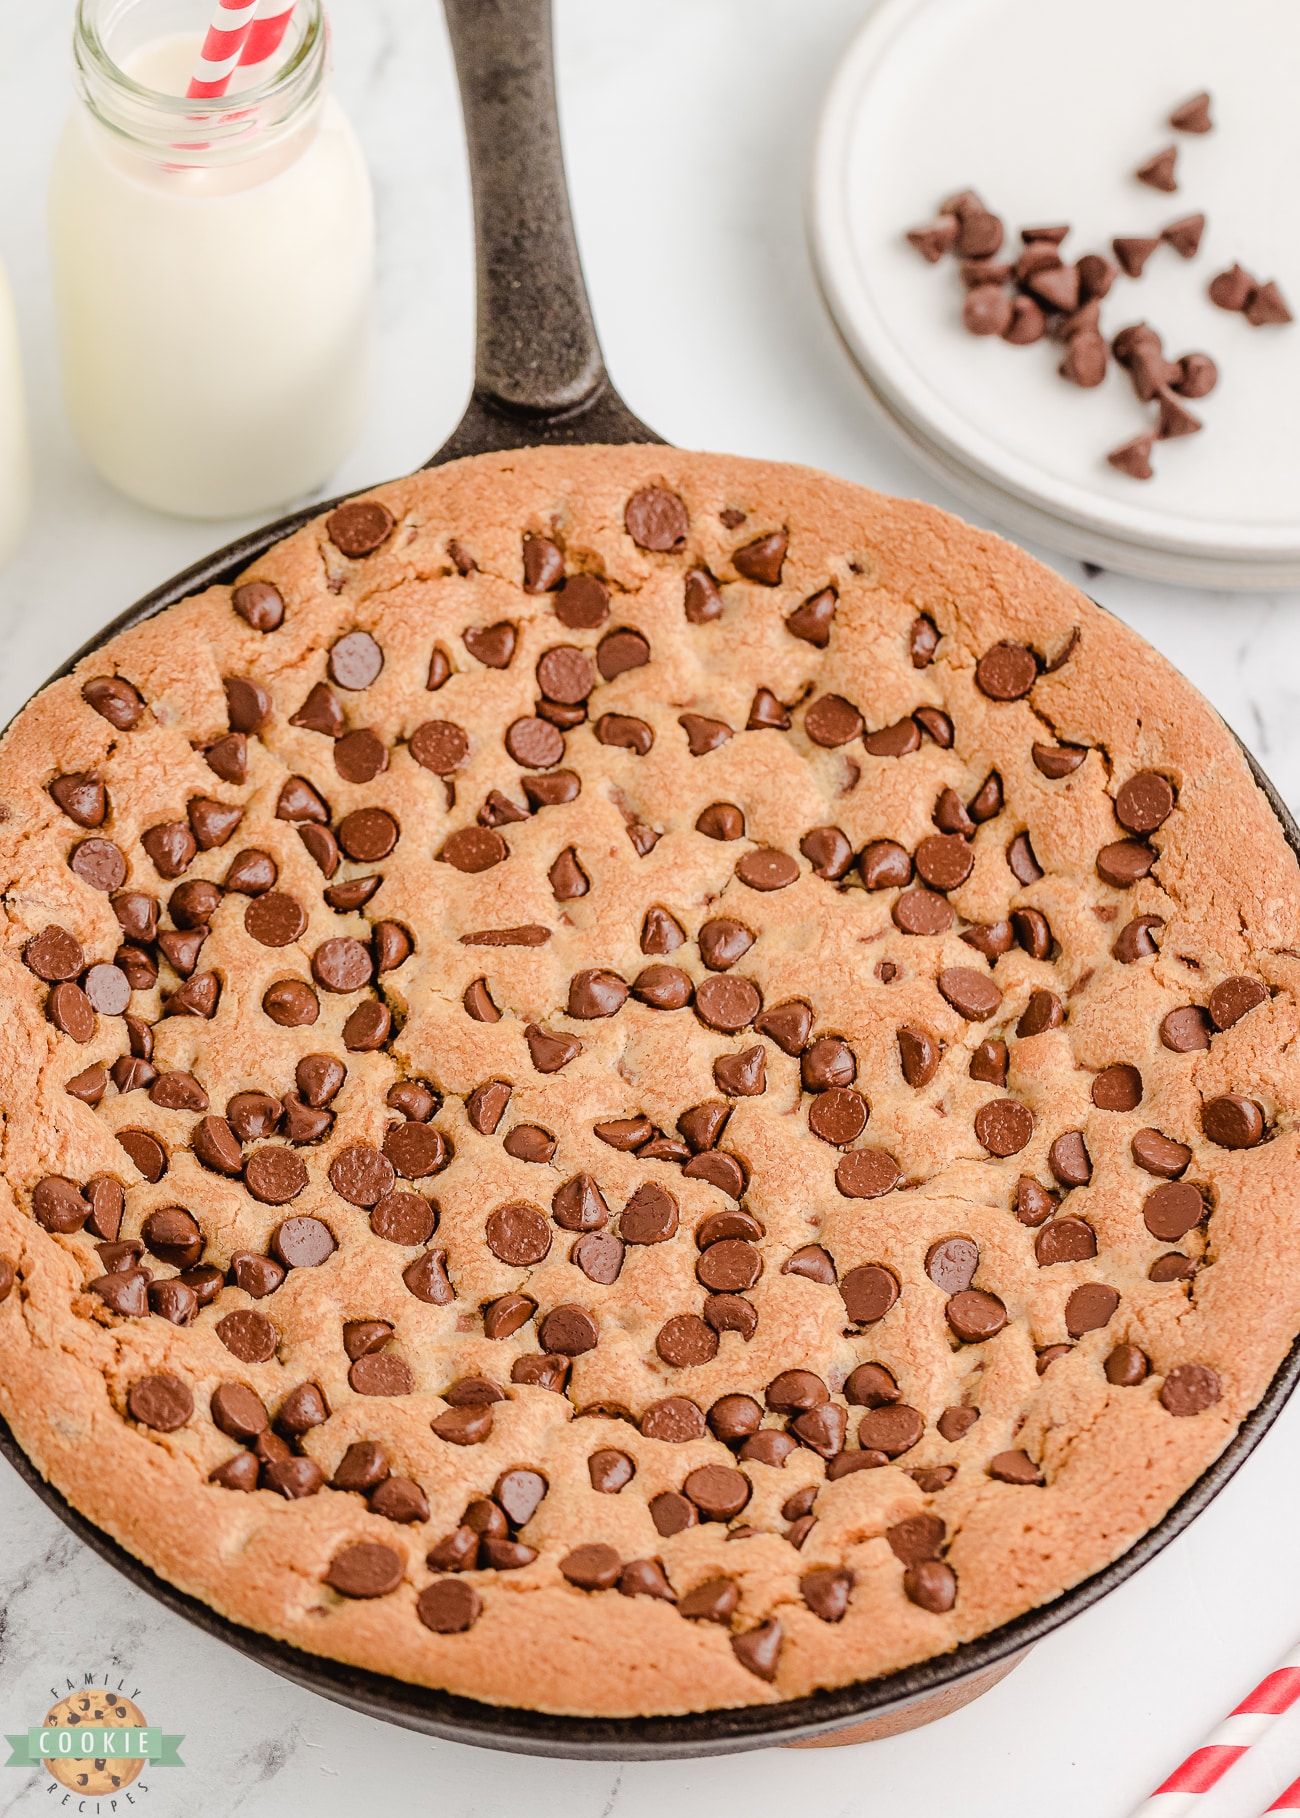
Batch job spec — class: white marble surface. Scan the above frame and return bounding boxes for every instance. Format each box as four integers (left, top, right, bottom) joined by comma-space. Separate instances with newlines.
2, 4, 1300, 1814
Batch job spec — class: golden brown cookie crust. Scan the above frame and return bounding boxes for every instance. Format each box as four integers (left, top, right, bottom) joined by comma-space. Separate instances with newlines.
0, 447, 1297, 1717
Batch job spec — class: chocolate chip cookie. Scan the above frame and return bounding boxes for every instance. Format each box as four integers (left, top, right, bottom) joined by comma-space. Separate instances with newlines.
1, 448, 1298, 1717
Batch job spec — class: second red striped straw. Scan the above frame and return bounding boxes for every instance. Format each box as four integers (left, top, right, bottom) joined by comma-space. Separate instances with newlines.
185, 0, 260, 98
1130, 1643, 1300, 1816
1266, 1776, 1300, 1812
237, 0, 297, 75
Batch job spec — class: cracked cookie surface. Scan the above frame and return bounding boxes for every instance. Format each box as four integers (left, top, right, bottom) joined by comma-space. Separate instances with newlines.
1, 447, 1298, 1717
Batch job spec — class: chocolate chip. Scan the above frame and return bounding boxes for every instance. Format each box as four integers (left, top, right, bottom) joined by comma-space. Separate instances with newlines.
747, 687, 791, 732
838, 1263, 899, 1326
1035, 1217, 1097, 1267
1172, 353, 1217, 398
1065, 1282, 1119, 1337
628, 964, 690, 1013
299, 819, 343, 873
595, 713, 653, 755
804, 693, 863, 748
328, 498, 394, 558
1092, 1063, 1143, 1112
329, 1144, 396, 1207
617, 1182, 677, 1247
70, 837, 127, 893
230, 1252, 285, 1299
626, 486, 688, 551
835, 1150, 902, 1200
127, 1373, 192, 1431
333, 728, 389, 784
349, 1352, 414, 1397
714, 1046, 766, 1097
162, 970, 219, 1018
641, 1398, 707, 1445
680, 1576, 740, 1624
116, 1128, 167, 1181
538, 1304, 598, 1355
184, 796, 241, 852
340, 996, 390, 1054
937, 967, 1001, 1022
908, 219, 958, 261
311, 936, 373, 994
370, 1190, 437, 1246
232, 579, 284, 630
1161, 1005, 1212, 1051
1170, 90, 1212, 132
976, 642, 1037, 700
522, 1023, 579, 1073
382, 1121, 448, 1179
893, 889, 953, 936
113, 892, 159, 942
565, 968, 627, 1020
1136, 145, 1178, 191
1209, 976, 1268, 1030
684, 1464, 751, 1521
926, 1236, 979, 1294
1116, 772, 1175, 834
572, 1232, 624, 1284
1160, 1362, 1221, 1415
988, 1449, 1044, 1486
731, 1621, 782, 1680
65, 1063, 108, 1104
1107, 433, 1156, 481
858, 1404, 923, 1457
1113, 916, 1164, 964
211, 1382, 269, 1442
276, 775, 331, 825
865, 717, 921, 759
807, 1087, 868, 1145
779, 1247, 834, 1290
946, 1288, 1007, 1343
25, 930, 84, 988
696, 1239, 761, 1293
337, 807, 398, 863
1203, 1093, 1265, 1148
693, 974, 761, 1033
587, 1450, 635, 1494
785, 587, 837, 647
803, 1043, 855, 1097
31, 1176, 90, 1234
753, 999, 811, 1055
736, 848, 799, 891
1142, 1180, 1204, 1242
1032, 742, 1087, 778
49, 771, 106, 828
1132, 1128, 1191, 1178
964, 286, 1013, 336
619, 1559, 676, 1601
403, 1250, 453, 1303
417, 1579, 481, 1632
430, 1402, 495, 1446
323, 626, 383, 689
596, 628, 651, 682
1007, 831, 1043, 885
697, 921, 754, 977
262, 978, 318, 1026
83, 676, 144, 728
1246, 280, 1293, 325
732, 531, 787, 586
45, 980, 95, 1042
792, 829, 850, 888
650, 1490, 698, 1536
1049, 1131, 1091, 1186
859, 840, 912, 891
147, 1070, 207, 1114
485, 1201, 551, 1267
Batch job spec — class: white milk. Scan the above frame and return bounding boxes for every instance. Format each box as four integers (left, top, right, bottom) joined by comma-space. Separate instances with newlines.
49, 19, 373, 519
0, 261, 30, 568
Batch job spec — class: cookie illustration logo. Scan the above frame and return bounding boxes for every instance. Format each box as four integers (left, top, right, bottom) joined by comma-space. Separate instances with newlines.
5, 1677, 183, 1800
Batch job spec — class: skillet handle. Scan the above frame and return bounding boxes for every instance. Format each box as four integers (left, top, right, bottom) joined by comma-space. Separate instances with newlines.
432, 0, 660, 460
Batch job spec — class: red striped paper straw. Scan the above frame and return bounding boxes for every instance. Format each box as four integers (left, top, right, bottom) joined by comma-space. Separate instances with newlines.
1266, 1776, 1300, 1812
1131, 1644, 1300, 1816
186, 0, 260, 98
237, 0, 297, 74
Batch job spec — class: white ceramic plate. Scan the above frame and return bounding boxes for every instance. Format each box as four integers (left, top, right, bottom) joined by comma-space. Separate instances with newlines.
810, 0, 1300, 586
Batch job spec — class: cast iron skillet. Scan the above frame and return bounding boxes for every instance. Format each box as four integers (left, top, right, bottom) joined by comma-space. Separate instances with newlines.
2, 0, 1299, 1760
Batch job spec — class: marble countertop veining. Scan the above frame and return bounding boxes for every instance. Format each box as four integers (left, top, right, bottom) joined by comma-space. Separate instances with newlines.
2, 5, 1300, 1815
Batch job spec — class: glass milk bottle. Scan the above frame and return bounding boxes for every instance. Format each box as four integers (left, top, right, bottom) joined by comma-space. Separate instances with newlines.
49, 0, 373, 519
0, 259, 30, 567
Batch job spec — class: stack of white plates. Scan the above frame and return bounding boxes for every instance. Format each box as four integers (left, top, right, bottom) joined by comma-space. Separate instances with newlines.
810, 0, 1300, 587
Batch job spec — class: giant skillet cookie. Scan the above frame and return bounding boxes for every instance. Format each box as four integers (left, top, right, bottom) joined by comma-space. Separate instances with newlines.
0, 448, 1297, 1716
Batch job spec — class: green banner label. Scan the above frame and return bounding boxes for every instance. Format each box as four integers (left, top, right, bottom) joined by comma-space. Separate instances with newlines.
5, 1727, 184, 1766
